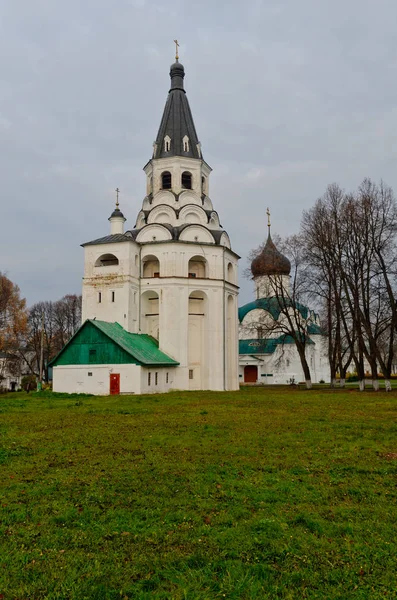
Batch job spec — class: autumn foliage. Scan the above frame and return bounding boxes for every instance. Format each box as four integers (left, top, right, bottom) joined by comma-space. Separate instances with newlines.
0, 272, 28, 355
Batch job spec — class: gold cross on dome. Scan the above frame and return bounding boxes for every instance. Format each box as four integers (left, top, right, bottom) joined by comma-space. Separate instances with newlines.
174, 39, 179, 61
115, 187, 120, 208
266, 207, 271, 228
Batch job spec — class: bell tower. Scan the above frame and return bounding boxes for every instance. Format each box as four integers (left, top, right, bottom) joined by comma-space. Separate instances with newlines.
81, 48, 240, 391
132, 49, 240, 391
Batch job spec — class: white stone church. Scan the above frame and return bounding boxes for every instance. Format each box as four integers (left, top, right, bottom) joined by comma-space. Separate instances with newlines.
239, 222, 329, 384
50, 55, 240, 395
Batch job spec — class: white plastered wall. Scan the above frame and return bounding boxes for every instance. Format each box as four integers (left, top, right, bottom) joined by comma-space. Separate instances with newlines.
82, 240, 140, 333
52, 364, 142, 395
139, 241, 239, 391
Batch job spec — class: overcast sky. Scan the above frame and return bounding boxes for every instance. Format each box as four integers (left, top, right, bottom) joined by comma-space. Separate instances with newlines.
1, 0, 397, 306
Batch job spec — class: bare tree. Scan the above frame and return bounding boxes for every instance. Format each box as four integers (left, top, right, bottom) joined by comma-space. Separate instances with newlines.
247, 234, 315, 388
302, 179, 397, 391
0, 273, 28, 383
23, 294, 82, 380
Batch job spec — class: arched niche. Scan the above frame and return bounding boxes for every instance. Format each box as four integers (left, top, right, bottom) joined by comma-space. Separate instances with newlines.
227, 261, 235, 284
179, 225, 215, 244
179, 191, 202, 207
220, 232, 231, 249
142, 254, 160, 278
208, 213, 220, 229
188, 290, 209, 390
141, 290, 159, 339
136, 224, 173, 243
147, 204, 176, 226
151, 190, 177, 208
142, 196, 151, 210
202, 196, 213, 211
188, 255, 208, 279
95, 253, 119, 267
226, 294, 237, 389
135, 210, 146, 229
179, 205, 208, 226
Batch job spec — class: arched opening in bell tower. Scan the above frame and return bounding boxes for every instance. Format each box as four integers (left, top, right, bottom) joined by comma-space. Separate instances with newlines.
188, 256, 207, 278
142, 255, 160, 278
161, 171, 172, 189
95, 254, 119, 267
226, 294, 237, 389
141, 290, 159, 340
181, 171, 192, 190
188, 290, 208, 390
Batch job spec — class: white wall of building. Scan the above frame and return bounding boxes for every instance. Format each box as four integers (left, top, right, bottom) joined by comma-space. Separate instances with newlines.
140, 367, 176, 394
53, 363, 177, 395
239, 338, 329, 385
82, 240, 140, 333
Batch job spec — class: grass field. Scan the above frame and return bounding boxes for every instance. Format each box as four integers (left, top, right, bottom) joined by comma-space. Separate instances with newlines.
1, 387, 397, 599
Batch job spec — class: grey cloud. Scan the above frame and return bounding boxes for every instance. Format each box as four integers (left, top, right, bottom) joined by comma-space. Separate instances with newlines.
1, 0, 397, 306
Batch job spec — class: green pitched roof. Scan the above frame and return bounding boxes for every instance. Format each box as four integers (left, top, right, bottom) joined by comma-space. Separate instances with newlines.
92, 321, 179, 366
238, 297, 310, 323
49, 320, 179, 367
239, 335, 314, 355
307, 322, 323, 335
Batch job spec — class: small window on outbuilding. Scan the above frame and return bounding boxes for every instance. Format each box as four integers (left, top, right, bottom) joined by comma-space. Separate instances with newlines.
166, 372, 169, 384
181, 171, 192, 190
189, 369, 194, 380
98, 292, 102, 303
155, 372, 158, 385
162, 171, 172, 189
89, 349, 97, 363
148, 372, 151, 386
111, 291, 115, 302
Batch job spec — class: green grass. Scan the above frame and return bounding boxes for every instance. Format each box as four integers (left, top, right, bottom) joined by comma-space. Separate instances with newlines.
1, 387, 397, 599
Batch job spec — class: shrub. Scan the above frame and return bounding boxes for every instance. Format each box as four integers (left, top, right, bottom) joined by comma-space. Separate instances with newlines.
21, 374, 37, 391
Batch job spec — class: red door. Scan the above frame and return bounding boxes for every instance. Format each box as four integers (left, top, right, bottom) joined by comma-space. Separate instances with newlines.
244, 366, 258, 383
110, 374, 120, 395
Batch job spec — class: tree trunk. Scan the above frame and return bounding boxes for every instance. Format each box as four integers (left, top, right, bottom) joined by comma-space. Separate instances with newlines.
369, 360, 379, 392
385, 379, 392, 392
305, 379, 312, 389
330, 377, 337, 388
359, 379, 365, 391
339, 378, 345, 388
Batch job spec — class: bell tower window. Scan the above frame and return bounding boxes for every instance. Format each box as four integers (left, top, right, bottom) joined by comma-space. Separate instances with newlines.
181, 171, 192, 190
161, 171, 172, 189
183, 135, 189, 152
164, 135, 171, 152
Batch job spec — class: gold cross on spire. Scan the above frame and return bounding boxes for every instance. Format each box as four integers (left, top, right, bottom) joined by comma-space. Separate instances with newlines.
115, 187, 120, 209
174, 39, 179, 61
266, 207, 271, 228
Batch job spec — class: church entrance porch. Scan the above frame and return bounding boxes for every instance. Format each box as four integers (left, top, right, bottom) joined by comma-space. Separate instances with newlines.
244, 365, 258, 383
